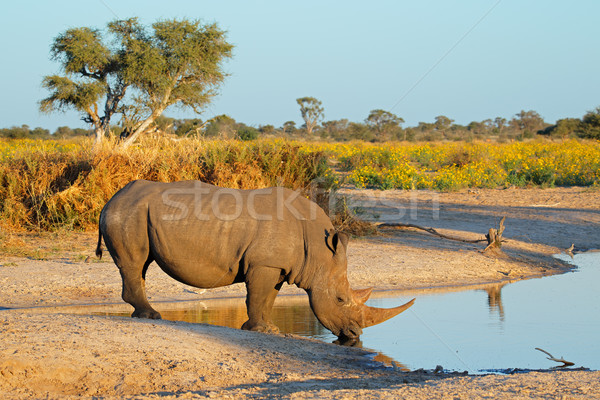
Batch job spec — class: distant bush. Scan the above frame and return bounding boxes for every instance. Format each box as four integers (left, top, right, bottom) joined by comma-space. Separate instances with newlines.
0, 125, 51, 139
236, 126, 259, 141
579, 107, 600, 139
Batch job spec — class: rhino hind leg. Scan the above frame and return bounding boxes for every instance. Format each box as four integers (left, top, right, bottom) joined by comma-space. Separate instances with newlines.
241, 266, 284, 334
119, 256, 162, 320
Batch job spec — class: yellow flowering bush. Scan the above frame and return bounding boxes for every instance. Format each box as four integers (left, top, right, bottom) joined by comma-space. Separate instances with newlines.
340, 140, 600, 190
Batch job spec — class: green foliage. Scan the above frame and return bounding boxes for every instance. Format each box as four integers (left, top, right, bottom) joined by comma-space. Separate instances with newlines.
40, 75, 107, 114
41, 17, 233, 148
539, 118, 582, 138
258, 125, 275, 135
50, 27, 112, 75
236, 126, 259, 141
434, 115, 454, 131
54, 126, 92, 139
365, 110, 404, 141
282, 121, 297, 134
40, 25, 124, 144
153, 116, 176, 135
112, 18, 232, 114
347, 122, 375, 142
0, 126, 51, 139
203, 115, 237, 138
580, 107, 600, 139
321, 119, 349, 140
173, 118, 203, 137
510, 110, 548, 136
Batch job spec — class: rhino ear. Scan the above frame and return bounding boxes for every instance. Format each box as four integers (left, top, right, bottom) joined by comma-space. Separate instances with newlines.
338, 232, 349, 250
326, 230, 349, 254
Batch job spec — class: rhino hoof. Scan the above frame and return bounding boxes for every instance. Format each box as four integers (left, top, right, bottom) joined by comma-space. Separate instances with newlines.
241, 320, 279, 334
132, 309, 162, 319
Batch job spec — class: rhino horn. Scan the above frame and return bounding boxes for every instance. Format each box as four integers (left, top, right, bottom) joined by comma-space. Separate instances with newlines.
352, 288, 373, 304
360, 298, 415, 328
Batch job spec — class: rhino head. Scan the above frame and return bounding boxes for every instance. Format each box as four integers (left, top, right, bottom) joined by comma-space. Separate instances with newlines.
306, 230, 414, 341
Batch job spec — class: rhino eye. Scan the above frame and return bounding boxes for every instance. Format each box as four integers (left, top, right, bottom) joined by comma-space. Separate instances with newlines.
336, 296, 347, 305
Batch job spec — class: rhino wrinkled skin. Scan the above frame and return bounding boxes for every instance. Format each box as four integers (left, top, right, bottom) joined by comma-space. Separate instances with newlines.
96, 180, 414, 340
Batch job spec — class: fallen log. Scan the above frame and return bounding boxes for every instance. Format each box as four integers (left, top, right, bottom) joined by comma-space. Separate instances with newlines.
376, 222, 488, 244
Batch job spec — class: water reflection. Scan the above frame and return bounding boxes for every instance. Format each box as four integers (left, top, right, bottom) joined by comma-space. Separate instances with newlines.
97, 297, 331, 340
479, 283, 507, 321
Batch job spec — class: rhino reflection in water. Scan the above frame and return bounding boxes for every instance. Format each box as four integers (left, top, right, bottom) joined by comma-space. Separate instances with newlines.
96, 180, 414, 341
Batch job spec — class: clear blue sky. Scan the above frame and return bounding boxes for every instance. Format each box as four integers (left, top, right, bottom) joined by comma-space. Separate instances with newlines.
1, 0, 599, 132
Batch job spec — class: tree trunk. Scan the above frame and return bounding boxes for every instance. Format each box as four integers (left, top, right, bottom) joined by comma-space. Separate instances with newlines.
93, 126, 105, 149
120, 110, 163, 148
121, 87, 172, 148
306, 122, 314, 135
86, 105, 105, 151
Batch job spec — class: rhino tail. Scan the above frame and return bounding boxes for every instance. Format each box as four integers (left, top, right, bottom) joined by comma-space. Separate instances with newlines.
95, 226, 103, 260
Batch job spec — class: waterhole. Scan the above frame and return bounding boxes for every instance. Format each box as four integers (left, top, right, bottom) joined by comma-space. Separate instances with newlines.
96, 251, 599, 374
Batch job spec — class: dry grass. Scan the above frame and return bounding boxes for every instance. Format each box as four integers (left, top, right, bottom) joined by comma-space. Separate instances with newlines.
329, 196, 378, 237
0, 230, 99, 260
0, 137, 333, 232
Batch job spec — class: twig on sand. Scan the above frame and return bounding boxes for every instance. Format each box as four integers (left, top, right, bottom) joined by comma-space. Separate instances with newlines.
530, 202, 561, 208
535, 347, 575, 367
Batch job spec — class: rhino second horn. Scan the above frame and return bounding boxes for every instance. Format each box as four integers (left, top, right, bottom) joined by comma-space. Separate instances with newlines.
352, 288, 373, 304
361, 298, 415, 328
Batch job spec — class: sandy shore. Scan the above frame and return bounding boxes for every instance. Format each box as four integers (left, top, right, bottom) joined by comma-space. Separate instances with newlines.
1, 187, 599, 399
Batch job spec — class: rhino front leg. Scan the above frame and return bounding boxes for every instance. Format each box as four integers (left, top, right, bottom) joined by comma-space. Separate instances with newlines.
242, 266, 284, 333
118, 257, 162, 320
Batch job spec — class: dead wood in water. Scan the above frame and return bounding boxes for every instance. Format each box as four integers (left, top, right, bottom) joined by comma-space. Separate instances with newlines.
535, 347, 575, 368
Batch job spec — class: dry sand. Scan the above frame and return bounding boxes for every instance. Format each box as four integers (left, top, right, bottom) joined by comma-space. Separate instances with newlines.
1, 187, 599, 399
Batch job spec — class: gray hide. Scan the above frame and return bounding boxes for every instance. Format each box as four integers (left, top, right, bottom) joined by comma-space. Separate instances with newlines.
97, 180, 414, 340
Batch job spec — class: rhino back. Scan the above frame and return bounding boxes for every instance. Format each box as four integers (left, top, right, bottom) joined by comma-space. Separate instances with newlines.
141, 181, 331, 288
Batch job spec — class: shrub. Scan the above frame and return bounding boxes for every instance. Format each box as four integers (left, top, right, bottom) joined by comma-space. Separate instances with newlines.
0, 137, 334, 231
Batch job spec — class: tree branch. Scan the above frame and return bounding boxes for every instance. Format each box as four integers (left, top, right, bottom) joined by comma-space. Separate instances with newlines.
377, 222, 488, 243
535, 347, 575, 367
121, 86, 172, 148
78, 67, 104, 81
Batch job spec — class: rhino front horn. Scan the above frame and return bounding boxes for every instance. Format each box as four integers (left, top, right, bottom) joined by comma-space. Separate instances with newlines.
361, 298, 415, 328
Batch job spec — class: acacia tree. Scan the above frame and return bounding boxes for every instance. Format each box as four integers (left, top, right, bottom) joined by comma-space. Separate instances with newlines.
40, 18, 233, 148
434, 115, 454, 138
40, 27, 124, 146
510, 110, 546, 136
296, 97, 324, 135
365, 109, 404, 140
